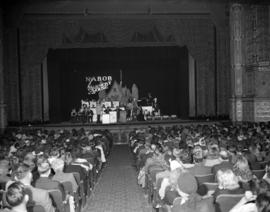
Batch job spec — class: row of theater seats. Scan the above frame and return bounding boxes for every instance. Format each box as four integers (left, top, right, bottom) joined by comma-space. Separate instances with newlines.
143, 167, 266, 212
129, 126, 269, 212
0, 129, 113, 212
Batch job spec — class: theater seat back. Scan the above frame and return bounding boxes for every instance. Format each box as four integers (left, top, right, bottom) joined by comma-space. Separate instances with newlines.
215, 194, 243, 212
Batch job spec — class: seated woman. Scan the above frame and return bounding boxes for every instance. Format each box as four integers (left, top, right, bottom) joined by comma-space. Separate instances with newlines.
229, 179, 270, 212
158, 167, 184, 205
204, 142, 222, 167
233, 155, 253, 190
246, 143, 264, 170
263, 161, 270, 185
138, 146, 168, 188
212, 168, 245, 201
164, 169, 215, 212
155, 148, 186, 186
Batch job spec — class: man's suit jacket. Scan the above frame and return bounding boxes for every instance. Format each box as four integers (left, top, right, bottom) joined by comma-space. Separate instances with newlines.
34, 177, 65, 199
25, 185, 55, 212
52, 172, 78, 193
64, 164, 87, 182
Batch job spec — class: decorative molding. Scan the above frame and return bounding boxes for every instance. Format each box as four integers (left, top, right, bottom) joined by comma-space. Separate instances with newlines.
254, 100, 270, 122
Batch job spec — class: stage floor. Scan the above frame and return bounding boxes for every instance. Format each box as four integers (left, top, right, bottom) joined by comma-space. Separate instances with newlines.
22, 118, 227, 131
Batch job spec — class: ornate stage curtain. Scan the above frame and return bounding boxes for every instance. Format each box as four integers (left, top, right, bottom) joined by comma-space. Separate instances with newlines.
18, 17, 215, 121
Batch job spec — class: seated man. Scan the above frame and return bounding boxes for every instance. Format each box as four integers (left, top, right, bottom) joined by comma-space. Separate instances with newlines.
188, 146, 212, 176
159, 169, 215, 212
51, 158, 78, 193
35, 158, 65, 198
64, 152, 88, 190
13, 163, 55, 212
0, 160, 11, 187
204, 143, 222, 167
4, 182, 29, 212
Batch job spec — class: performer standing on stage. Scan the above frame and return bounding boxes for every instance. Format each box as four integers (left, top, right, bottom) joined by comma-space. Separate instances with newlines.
88, 108, 94, 123
132, 98, 138, 120
96, 100, 102, 123
127, 98, 133, 121
146, 92, 153, 106
70, 109, 77, 122
152, 97, 159, 115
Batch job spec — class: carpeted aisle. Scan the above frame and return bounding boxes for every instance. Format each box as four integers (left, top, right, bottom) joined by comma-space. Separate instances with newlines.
83, 145, 152, 212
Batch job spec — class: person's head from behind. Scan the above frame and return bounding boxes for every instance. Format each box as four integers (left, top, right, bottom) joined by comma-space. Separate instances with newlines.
256, 192, 270, 212
51, 158, 65, 173
233, 155, 250, 170
216, 168, 240, 190
6, 181, 29, 209
233, 155, 253, 183
14, 163, 33, 185
249, 178, 270, 196
219, 150, 230, 161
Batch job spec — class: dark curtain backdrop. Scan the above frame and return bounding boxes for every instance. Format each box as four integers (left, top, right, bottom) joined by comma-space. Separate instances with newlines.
47, 46, 188, 122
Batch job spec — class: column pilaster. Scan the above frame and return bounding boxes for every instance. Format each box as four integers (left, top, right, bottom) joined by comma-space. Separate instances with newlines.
0, 9, 7, 132
230, 3, 245, 122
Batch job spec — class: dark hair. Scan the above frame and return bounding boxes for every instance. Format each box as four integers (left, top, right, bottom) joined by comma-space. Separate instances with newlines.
6, 182, 26, 207
256, 192, 270, 212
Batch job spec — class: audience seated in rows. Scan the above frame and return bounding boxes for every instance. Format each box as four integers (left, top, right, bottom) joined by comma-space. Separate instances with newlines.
130, 122, 270, 212
0, 128, 112, 212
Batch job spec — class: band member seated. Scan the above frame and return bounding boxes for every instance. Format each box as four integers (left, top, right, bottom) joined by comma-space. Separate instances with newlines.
96, 101, 102, 123
88, 109, 94, 123
70, 109, 77, 122
146, 92, 153, 106
127, 99, 133, 120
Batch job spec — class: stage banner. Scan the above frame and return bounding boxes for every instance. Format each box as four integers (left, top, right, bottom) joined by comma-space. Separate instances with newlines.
86, 76, 112, 95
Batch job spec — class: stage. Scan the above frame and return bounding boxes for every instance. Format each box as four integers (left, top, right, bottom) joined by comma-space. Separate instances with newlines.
24, 119, 225, 130
10, 119, 227, 144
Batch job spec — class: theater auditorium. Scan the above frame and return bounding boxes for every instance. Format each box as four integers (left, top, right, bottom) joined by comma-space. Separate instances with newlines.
0, 0, 270, 212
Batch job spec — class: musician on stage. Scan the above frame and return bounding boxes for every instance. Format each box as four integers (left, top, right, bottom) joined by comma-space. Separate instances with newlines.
96, 100, 102, 123
70, 109, 77, 122
146, 92, 153, 106
152, 97, 160, 115
132, 98, 139, 120
127, 99, 133, 121
88, 108, 94, 123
